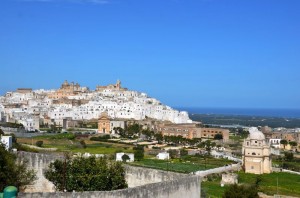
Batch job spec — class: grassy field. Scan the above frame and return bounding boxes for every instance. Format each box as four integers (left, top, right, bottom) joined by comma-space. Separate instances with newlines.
202, 172, 300, 197
17, 134, 134, 155
32, 133, 76, 140
132, 156, 233, 173
202, 178, 229, 198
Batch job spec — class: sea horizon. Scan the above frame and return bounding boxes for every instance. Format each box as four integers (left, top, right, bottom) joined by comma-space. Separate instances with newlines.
176, 107, 300, 119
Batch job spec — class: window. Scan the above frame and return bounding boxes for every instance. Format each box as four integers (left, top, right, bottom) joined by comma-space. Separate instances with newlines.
251, 166, 254, 169
252, 152, 256, 155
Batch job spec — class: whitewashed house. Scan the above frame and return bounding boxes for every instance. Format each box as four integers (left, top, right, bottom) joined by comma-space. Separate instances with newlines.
1, 136, 12, 150
156, 152, 170, 160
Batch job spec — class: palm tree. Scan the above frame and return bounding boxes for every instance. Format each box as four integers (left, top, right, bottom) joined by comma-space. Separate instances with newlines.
280, 140, 288, 149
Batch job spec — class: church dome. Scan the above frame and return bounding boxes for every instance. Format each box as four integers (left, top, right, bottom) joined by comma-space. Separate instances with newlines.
248, 127, 265, 140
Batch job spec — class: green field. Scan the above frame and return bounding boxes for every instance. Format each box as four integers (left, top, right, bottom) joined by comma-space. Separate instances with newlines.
71, 143, 133, 154
32, 133, 76, 140
132, 156, 233, 173
18, 134, 133, 155
202, 172, 300, 197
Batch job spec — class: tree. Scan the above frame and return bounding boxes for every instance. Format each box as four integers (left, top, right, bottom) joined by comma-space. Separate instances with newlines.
280, 140, 288, 149
114, 127, 126, 138
188, 138, 201, 146
289, 141, 297, 147
169, 149, 178, 159
122, 154, 130, 162
141, 129, 154, 140
223, 176, 261, 198
180, 149, 188, 157
79, 140, 86, 149
0, 143, 36, 191
198, 140, 216, 155
35, 141, 43, 147
0, 128, 4, 136
284, 152, 294, 161
133, 146, 144, 161
126, 124, 141, 137
44, 156, 127, 192
154, 133, 163, 144
223, 184, 259, 198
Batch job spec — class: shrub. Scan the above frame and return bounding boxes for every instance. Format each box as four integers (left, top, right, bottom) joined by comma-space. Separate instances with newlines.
90, 135, 110, 142
79, 140, 87, 149
35, 141, 43, 147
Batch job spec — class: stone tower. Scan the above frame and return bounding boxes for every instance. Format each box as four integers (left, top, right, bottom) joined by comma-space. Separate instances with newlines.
116, 80, 121, 90
242, 127, 272, 174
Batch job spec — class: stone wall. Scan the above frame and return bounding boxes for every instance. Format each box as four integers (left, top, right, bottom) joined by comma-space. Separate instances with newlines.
19, 175, 201, 198
18, 152, 63, 193
125, 165, 187, 187
195, 163, 241, 177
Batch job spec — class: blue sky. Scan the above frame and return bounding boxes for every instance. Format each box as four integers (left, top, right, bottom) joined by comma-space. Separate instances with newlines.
0, 0, 299, 109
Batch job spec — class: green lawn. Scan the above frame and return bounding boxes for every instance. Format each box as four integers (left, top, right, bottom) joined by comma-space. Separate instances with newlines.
132, 156, 233, 173
33, 133, 75, 140
202, 178, 229, 198
71, 143, 133, 154
202, 172, 300, 197
20, 135, 133, 155
43, 142, 133, 154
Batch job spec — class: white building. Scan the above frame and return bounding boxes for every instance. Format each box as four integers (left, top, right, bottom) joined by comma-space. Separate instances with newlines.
18, 115, 40, 131
156, 152, 170, 160
116, 153, 134, 162
1, 136, 12, 150
268, 138, 281, 148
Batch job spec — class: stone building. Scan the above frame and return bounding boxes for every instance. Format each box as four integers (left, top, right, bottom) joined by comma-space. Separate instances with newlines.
157, 123, 229, 141
98, 112, 111, 133
16, 88, 33, 94
221, 173, 238, 186
48, 80, 89, 99
97, 112, 125, 134
271, 131, 300, 143
96, 80, 128, 92
242, 127, 272, 174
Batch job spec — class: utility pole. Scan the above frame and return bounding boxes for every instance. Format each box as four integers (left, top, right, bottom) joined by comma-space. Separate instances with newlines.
63, 156, 66, 192
277, 177, 279, 196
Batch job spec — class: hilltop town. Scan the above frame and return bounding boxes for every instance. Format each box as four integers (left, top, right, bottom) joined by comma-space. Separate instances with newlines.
0, 80, 192, 131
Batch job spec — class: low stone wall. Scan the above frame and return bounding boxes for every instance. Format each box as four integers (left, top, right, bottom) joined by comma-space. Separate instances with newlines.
18, 152, 201, 197
125, 165, 187, 187
195, 163, 241, 177
18, 175, 201, 198
20, 144, 58, 151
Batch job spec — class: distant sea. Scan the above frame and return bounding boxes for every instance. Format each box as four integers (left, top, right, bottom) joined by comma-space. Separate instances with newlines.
176, 107, 300, 119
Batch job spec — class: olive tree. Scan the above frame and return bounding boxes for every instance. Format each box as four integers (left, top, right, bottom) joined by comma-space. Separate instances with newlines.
45, 156, 127, 191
